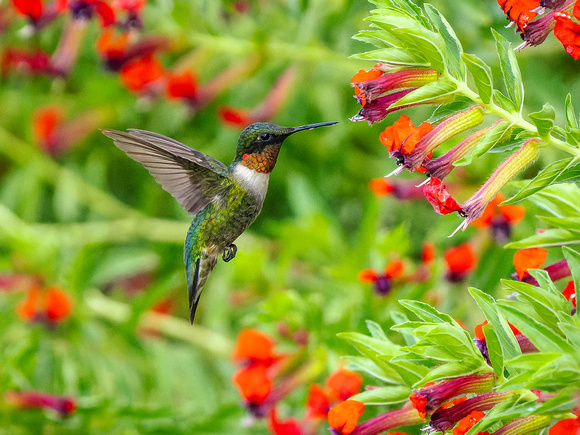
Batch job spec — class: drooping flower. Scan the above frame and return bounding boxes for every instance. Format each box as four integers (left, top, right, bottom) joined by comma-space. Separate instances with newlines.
513, 247, 548, 280
328, 400, 365, 435
457, 139, 539, 233
409, 373, 495, 419
232, 364, 273, 407
325, 368, 363, 403
306, 384, 331, 420
423, 177, 462, 215
470, 193, 526, 243
5, 391, 76, 417
350, 89, 417, 125
359, 260, 405, 296
554, 10, 580, 59
17, 285, 73, 326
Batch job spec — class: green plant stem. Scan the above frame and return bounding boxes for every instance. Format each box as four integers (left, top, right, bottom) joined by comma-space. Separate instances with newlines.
0, 126, 144, 219
85, 290, 233, 357
453, 81, 580, 157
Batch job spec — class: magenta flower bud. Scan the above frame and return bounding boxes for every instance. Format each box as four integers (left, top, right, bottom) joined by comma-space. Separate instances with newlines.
350, 89, 416, 125
423, 121, 506, 180
349, 401, 424, 435
409, 372, 495, 418
457, 138, 539, 233
515, 258, 571, 285
352, 68, 439, 106
429, 391, 514, 432
401, 105, 485, 172
5, 391, 76, 417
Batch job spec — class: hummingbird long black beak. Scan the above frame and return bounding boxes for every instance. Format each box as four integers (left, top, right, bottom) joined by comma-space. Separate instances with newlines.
289, 121, 338, 134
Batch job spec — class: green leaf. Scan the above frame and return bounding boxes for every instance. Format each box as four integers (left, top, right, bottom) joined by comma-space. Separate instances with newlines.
351, 47, 429, 67
389, 78, 456, 108
344, 355, 405, 385
338, 331, 400, 359
454, 120, 511, 166
424, 4, 463, 79
565, 93, 578, 129
529, 103, 555, 138
529, 183, 580, 217
539, 216, 580, 232
462, 53, 493, 104
469, 288, 522, 365
419, 362, 485, 385
498, 304, 575, 353
505, 228, 580, 249
493, 89, 517, 113
366, 320, 389, 341
350, 385, 411, 405
493, 29, 524, 112
503, 158, 577, 204
562, 246, 580, 316
482, 323, 504, 378
399, 299, 458, 324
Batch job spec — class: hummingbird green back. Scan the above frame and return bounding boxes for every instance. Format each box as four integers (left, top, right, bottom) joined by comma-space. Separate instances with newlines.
103, 121, 337, 323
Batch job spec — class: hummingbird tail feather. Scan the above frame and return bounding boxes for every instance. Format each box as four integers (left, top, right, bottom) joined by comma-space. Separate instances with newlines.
186, 255, 217, 324
188, 258, 201, 324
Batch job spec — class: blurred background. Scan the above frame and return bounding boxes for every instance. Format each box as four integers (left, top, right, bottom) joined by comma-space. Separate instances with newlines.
0, 0, 579, 433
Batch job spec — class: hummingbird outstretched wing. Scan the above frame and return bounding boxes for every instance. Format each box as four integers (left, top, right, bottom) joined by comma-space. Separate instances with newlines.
102, 129, 229, 215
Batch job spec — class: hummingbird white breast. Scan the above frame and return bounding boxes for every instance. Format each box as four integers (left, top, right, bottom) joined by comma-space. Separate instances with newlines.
232, 164, 270, 204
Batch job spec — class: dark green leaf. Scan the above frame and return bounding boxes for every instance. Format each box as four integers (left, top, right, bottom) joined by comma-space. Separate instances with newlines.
529, 103, 555, 138
482, 323, 504, 378
424, 4, 463, 79
505, 229, 580, 249
565, 93, 578, 129
493, 29, 524, 112
350, 385, 411, 405
351, 48, 429, 66
462, 53, 493, 104
562, 246, 580, 317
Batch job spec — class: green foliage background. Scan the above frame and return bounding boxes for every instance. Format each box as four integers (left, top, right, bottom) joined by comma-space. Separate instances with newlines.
0, 0, 579, 433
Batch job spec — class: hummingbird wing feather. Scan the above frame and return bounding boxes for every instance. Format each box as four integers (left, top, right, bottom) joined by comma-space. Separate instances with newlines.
102, 129, 229, 215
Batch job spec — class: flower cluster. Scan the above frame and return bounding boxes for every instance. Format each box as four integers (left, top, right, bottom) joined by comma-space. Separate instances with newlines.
231, 328, 365, 435
498, 0, 580, 59
17, 284, 73, 327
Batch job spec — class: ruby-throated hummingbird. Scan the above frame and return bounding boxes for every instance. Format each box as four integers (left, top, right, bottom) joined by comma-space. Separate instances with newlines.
103, 121, 337, 323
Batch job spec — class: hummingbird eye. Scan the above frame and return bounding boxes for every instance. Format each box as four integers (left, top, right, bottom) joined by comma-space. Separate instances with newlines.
259, 133, 271, 141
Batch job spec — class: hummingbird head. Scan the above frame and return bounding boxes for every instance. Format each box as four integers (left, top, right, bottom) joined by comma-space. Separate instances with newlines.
233, 121, 337, 173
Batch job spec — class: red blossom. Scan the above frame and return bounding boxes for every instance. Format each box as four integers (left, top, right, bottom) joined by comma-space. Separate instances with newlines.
562, 280, 577, 308
120, 53, 165, 94
385, 260, 404, 279
497, 0, 540, 31
306, 384, 330, 419
328, 400, 365, 435
351, 67, 383, 107
554, 11, 580, 59
452, 410, 485, 435
218, 106, 251, 127
231, 364, 272, 405
268, 408, 303, 435
513, 247, 548, 280
444, 243, 477, 282
422, 242, 436, 264
409, 392, 429, 418
358, 269, 379, 283
422, 177, 461, 215
325, 368, 363, 402
166, 70, 199, 101
5, 391, 76, 417
232, 328, 281, 366
471, 193, 525, 226
380, 114, 433, 156
17, 285, 72, 325
12, 0, 43, 20
112, 0, 145, 12
368, 178, 395, 196
549, 415, 580, 434
1, 48, 55, 76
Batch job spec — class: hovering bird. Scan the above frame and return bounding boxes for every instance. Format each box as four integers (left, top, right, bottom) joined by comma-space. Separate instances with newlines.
103, 121, 337, 323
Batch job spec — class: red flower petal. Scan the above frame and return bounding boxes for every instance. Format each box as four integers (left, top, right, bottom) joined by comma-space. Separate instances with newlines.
474, 320, 488, 341
513, 247, 547, 280
120, 54, 164, 93
421, 242, 436, 264
218, 106, 251, 127
268, 408, 302, 435
306, 384, 330, 420
44, 286, 72, 322
497, 0, 540, 31
368, 178, 395, 196
232, 328, 278, 365
166, 70, 198, 100
231, 364, 272, 404
328, 400, 365, 435
358, 269, 378, 283
12, 0, 43, 20
452, 410, 485, 435
554, 13, 580, 60
409, 392, 429, 419
423, 177, 461, 215
562, 280, 577, 308
384, 260, 404, 279
549, 416, 580, 434
444, 243, 478, 276
325, 368, 363, 402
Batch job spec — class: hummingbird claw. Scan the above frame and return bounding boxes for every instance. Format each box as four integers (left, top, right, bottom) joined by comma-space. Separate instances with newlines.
223, 244, 237, 262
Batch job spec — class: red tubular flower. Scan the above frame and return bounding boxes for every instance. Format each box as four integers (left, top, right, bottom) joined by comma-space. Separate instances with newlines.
325, 368, 363, 403
409, 373, 495, 419
5, 391, 76, 417
306, 384, 331, 420
444, 243, 478, 282
497, 0, 540, 31
17, 285, 73, 325
554, 11, 580, 59
513, 247, 548, 280
328, 400, 365, 435
120, 53, 165, 94
350, 88, 417, 125
232, 328, 281, 366
166, 70, 199, 101
347, 401, 424, 435
12, 0, 43, 21
423, 177, 462, 216
380, 114, 434, 159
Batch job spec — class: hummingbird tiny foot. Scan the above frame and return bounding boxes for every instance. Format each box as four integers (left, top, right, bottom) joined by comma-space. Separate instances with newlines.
223, 244, 237, 262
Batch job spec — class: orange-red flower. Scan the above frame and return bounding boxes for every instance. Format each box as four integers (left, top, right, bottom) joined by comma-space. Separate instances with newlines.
351, 67, 383, 107
471, 193, 525, 242
423, 177, 461, 216
268, 408, 302, 435
166, 70, 199, 101
549, 414, 580, 434
554, 11, 580, 59
422, 242, 436, 264
306, 384, 330, 420
380, 115, 433, 156
562, 280, 577, 308
452, 410, 485, 435
120, 53, 165, 94
5, 391, 76, 417
328, 400, 365, 435
17, 285, 72, 325
513, 247, 548, 280
359, 260, 405, 296
444, 243, 477, 282
497, 0, 540, 31
232, 328, 281, 366
325, 368, 363, 403
231, 364, 273, 405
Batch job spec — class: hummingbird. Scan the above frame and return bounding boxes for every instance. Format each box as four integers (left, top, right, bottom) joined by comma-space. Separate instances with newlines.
102, 121, 337, 323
